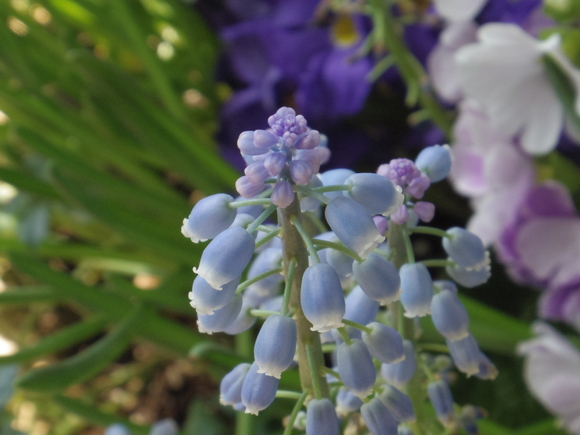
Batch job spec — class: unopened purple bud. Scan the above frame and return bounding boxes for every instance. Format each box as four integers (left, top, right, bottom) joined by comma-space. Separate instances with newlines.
381, 340, 416, 389
362, 322, 405, 364
271, 180, 294, 208
150, 419, 178, 435
374, 216, 389, 235
320, 168, 355, 200
379, 385, 416, 423
443, 228, 486, 269
289, 160, 314, 185
353, 253, 401, 305
406, 173, 431, 199
241, 362, 280, 415
361, 397, 398, 435
306, 398, 340, 435
415, 145, 452, 183
238, 131, 268, 156
447, 334, 483, 376
337, 339, 376, 398
446, 262, 490, 288
336, 388, 363, 416
296, 148, 329, 174
390, 205, 409, 225
431, 289, 470, 341
254, 315, 297, 379
193, 226, 255, 290
428, 380, 455, 425
244, 162, 270, 185
377, 159, 421, 188
197, 293, 243, 334
236, 176, 266, 198
414, 201, 435, 223
301, 263, 345, 332
181, 194, 237, 243
189, 275, 240, 316
295, 130, 320, 150
325, 196, 385, 259
223, 296, 258, 335
264, 152, 287, 177
253, 129, 280, 148
400, 263, 434, 318
345, 173, 404, 216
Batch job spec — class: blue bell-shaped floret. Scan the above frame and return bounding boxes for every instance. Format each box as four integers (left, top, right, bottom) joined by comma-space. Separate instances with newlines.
442, 227, 487, 269
220, 363, 251, 408
446, 334, 484, 376
197, 293, 243, 334
353, 253, 401, 305
254, 315, 297, 379
193, 226, 255, 290
415, 144, 452, 183
379, 385, 416, 423
380, 340, 416, 389
431, 289, 470, 341
326, 245, 354, 277
427, 380, 455, 425
345, 173, 403, 216
336, 388, 363, 416
337, 339, 376, 398
181, 194, 237, 243
446, 262, 491, 288
223, 296, 257, 335
150, 419, 178, 435
342, 286, 380, 340
306, 398, 340, 435
246, 248, 284, 296
362, 322, 405, 364
301, 263, 345, 332
325, 196, 385, 259
104, 424, 130, 435
361, 397, 398, 435
188, 275, 240, 316
399, 263, 434, 318
241, 362, 280, 415
320, 168, 355, 200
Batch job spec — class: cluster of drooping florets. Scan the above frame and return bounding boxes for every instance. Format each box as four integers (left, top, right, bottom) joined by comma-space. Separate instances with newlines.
181, 108, 496, 434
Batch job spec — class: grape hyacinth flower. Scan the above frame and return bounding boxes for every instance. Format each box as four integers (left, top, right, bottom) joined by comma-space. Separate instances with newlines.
181, 194, 237, 243
241, 362, 280, 415
306, 398, 340, 435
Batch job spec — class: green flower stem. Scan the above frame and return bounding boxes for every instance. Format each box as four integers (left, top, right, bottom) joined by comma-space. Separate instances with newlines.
290, 215, 321, 264
293, 185, 331, 205
342, 319, 373, 334
281, 197, 330, 398
401, 225, 416, 264
411, 226, 450, 239
306, 344, 324, 400
283, 390, 309, 435
337, 327, 353, 345
321, 366, 342, 383
255, 227, 282, 250
236, 267, 284, 294
312, 185, 351, 193
229, 198, 274, 208
247, 204, 277, 234
249, 309, 280, 318
417, 343, 449, 354
420, 259, 456, 268
281, 258, 297, 316
311, 239, 364, 263
276, 390, 304, 400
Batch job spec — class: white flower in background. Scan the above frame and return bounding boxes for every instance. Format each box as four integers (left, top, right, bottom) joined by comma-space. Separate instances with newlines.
456, 23, 580, 155
518, 322, 580, 434
432, 0, 487, 22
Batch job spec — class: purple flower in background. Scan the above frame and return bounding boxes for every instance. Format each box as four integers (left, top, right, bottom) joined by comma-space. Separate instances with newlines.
518, 322, 580, 434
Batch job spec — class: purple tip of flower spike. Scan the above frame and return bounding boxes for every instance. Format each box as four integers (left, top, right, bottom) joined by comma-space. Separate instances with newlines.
415, 144, 453, 183
337, 339, 376, 399
431, 289, 470, 342
241, 362, 280, 415
301, 263, 345, 332
377, 158, 421, 188
253, 129, 280, 149
181, 194, 237, 243
306, 398, 340, 435
271, 180, 295, 208
267, 107, 308, 139
360, 397, 398, 435
254, 315, 297, 379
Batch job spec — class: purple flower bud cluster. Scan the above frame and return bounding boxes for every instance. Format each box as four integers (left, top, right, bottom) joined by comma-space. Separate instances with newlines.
181, 108, 495, 433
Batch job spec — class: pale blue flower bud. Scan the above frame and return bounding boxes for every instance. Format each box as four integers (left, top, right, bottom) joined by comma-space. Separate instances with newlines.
415, 144, 452, 182
353, 253, 401, 305
271, 180, 294, 208
104, 424, 130, 435
188, 275, 240, 316
253, 130, 280, 149
320, 168, 354, 200
290, 160, 314, 185
336, 388, 363, 416
431, 289, 470, 341
361, 397, 398, 435
238, 131, 268, 156
150, 419, 178, 435
325, 196, 385, 259
306, 398, 340, 435
362, 322, 405, 364
254, 315, 297, 379
381, 340, 416, 389
223, 296, 257, 335
446, 262, 490, 288
345, 173, 403, 216
197, 293, 243, 334
194, 226, 255, 290
379, 385, 416, 423
400, 263, 434, 318
220, 363, 251, 408
241, 362, 280, 415
301, 263, 345, 332
181, 194, 237, 243
446, 334, 483, 376
443, 228, 486, 269
427, 380, 455, 425
337, 339, 376, 398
